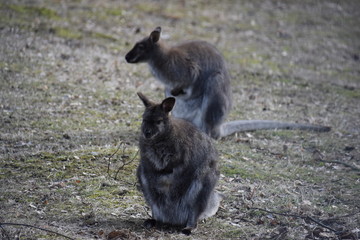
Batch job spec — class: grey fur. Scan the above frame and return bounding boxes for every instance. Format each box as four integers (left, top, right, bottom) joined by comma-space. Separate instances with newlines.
126, 27, 330, 139
136, 92, 221, 234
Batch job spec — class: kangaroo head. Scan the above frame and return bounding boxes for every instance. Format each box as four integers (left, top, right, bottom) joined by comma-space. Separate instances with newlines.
137, 92, 175, 139
125, 27, 161, 64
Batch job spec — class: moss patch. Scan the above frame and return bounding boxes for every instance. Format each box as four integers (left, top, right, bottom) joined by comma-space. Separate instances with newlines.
6, 4, 60, 19
53, 27, 82, 40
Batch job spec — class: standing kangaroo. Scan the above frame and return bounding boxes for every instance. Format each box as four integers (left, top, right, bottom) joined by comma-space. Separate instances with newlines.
136, 92, 222, 235
126, 27, 330, 139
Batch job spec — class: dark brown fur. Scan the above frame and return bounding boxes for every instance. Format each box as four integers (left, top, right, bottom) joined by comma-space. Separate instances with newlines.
136, 92, 222, 234
126, 27, 330, 139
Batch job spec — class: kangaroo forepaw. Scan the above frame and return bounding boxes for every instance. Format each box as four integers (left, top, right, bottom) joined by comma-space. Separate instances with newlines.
170, 88, 185, 96
181, 228, 192, 235
143, 219, 156, 229
182, 225, 196, 235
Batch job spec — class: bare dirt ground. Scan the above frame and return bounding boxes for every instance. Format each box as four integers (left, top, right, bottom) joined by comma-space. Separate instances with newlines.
0, 0, 359, 239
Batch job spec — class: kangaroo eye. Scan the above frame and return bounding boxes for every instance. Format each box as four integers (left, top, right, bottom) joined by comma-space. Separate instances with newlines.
137, 44, 145, 50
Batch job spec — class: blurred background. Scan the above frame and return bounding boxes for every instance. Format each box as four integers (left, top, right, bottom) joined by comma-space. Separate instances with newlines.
0, 1, 359, 239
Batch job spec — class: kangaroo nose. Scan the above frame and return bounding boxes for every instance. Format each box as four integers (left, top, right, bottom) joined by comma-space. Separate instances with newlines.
125, 53, 130, 62
144, 129, 153, 138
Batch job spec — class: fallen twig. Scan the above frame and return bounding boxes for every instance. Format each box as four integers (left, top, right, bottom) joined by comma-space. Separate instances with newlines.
269, 226, 288, 240
317, 159, 360, 172
0, 224, 11, 240
313, 150, 360, 171
0, 222, 75, 240
107, 141, 125, 176
325, 211, 360, 221
114, 149, 139, 180
106, 142, 139, 181
249, 207, 353, 235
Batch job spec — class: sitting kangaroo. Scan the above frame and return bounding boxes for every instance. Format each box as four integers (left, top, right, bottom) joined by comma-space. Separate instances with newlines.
126, 27, 330, 139
137, 92, 222, 235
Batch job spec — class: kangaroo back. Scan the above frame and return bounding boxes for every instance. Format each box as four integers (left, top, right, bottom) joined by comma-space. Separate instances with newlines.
136, 92, 221, 234
126, 27, 330, 139
126, 27, 232, 138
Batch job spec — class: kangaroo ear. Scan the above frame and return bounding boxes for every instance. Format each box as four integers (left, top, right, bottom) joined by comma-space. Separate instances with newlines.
137, 92, 153, 108
161, 97, 175, 113
149, 26, 161, 43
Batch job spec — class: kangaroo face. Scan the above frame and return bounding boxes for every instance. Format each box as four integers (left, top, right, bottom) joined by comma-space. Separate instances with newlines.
141, 112, 166, 139
125, 38, 152, 63
138, 92, 175, 140
125, 27, 161, 64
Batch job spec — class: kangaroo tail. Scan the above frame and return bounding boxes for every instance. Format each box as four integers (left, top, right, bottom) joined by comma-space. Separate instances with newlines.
219, 120, 331, 138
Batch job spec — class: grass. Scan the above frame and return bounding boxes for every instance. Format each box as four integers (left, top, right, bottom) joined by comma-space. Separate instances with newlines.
6, 4, 60, 19
53, 27, 82, 40
1, 0, 359, 239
